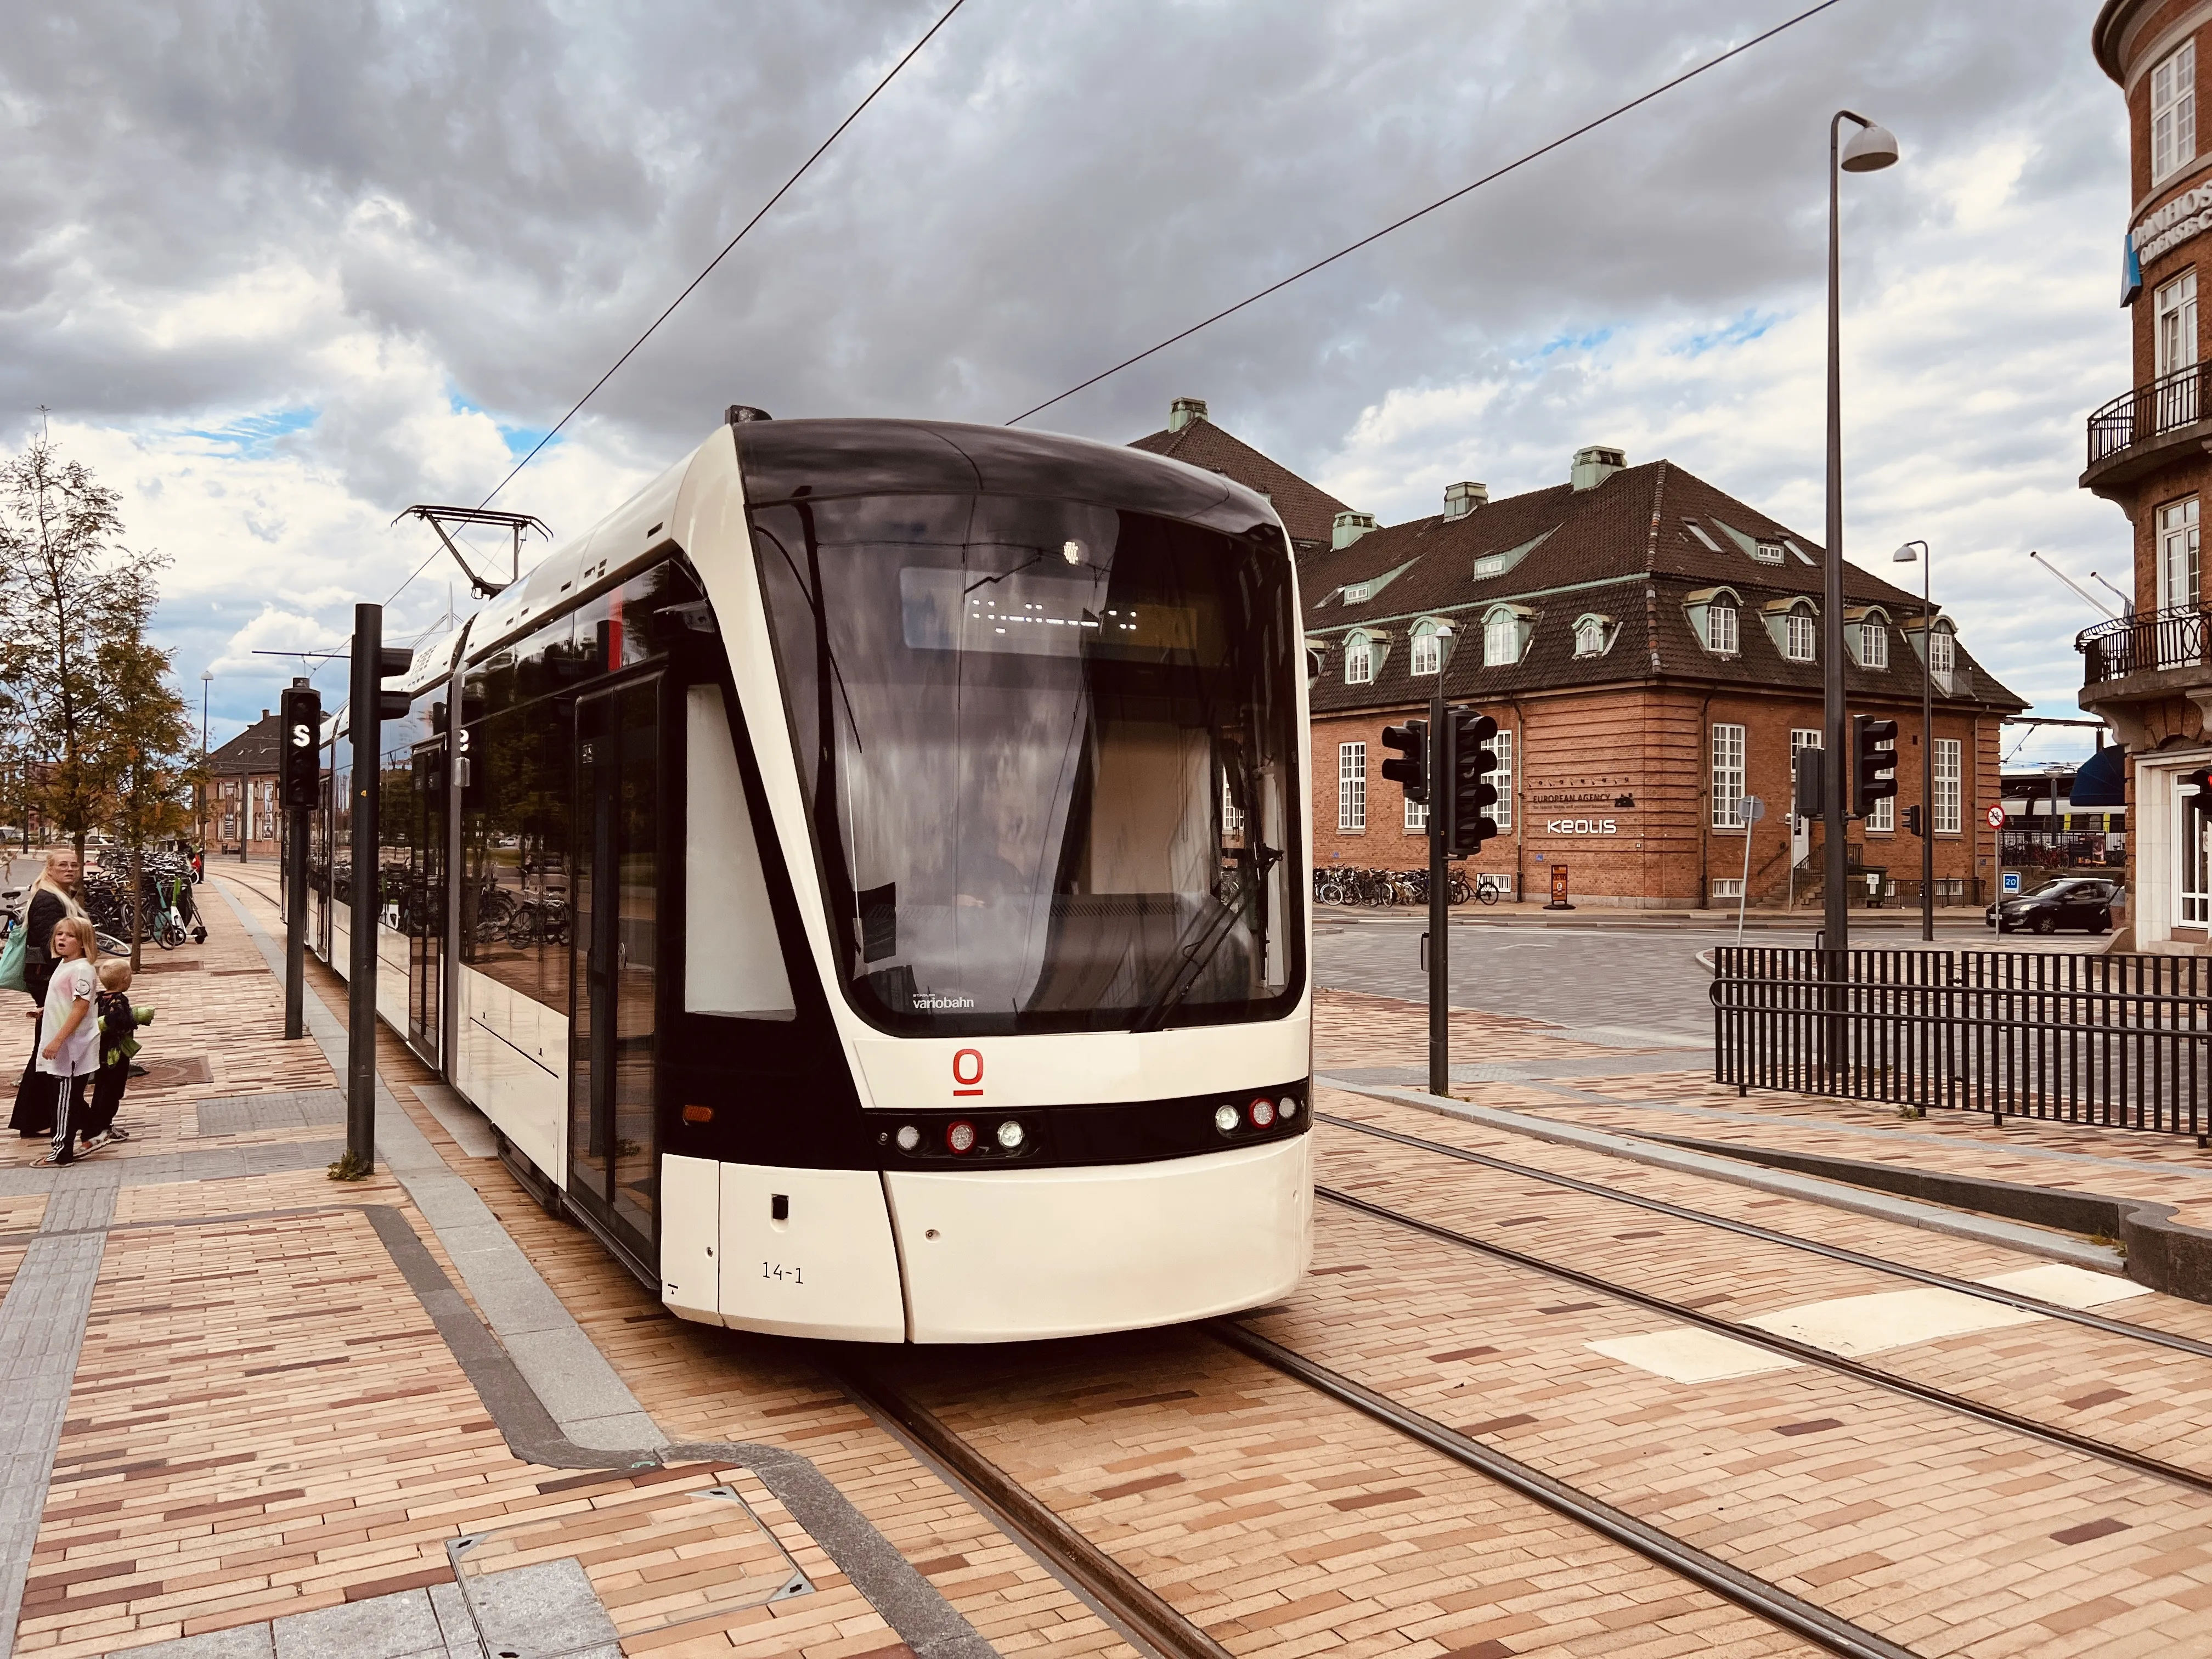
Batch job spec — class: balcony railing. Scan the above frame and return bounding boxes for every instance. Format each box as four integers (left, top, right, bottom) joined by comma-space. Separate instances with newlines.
2086, 361, 2211, 467
2078, 601, 2211, 684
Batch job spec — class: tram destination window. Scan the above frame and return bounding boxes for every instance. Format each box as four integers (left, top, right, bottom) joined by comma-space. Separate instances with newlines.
754, 489, 1304, 1036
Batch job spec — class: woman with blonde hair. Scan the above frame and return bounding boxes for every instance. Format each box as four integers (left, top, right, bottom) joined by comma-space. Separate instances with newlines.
10, 847, 88, 1138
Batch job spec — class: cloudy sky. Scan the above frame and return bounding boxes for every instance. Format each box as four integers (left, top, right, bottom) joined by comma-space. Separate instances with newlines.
2, 0, 2129, 764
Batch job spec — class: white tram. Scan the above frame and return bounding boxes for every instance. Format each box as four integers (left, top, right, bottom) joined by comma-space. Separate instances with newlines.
308, 415, 1313, 1342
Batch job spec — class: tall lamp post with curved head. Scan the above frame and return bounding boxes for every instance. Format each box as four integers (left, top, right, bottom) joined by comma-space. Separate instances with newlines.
1822, 110, 1898, 986
1893, 540, 1933, 940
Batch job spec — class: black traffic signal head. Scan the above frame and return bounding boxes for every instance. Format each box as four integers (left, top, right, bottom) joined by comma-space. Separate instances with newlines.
1446, 706, 1500, 857
2183, 766, 2212, 820
278, 685, 323, 809
1903, 803, 1923, 838
375, 644, 413, 721
1852, 715, 1899, 817
1792, 743, 1825, 819
1380, 720, 1428, 806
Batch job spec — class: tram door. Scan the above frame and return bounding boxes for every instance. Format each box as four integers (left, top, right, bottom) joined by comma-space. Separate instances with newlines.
407, 740, 447, 1065
569, 678, 661, 1271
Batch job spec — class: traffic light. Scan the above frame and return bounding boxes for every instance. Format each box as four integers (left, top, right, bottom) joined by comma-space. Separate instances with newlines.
1445, 706, 1500, 857
279, 684, 323, 809
1792, 743, 1825, 819
373, 644, 413, 722
1380, 720, 1428, 806
1903, 803, 1923, 838
2183, 765, 2212, 821
1852, 715, 1899, 818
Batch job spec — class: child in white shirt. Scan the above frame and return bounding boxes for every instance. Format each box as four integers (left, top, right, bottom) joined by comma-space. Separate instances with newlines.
37, 918, 100, 1167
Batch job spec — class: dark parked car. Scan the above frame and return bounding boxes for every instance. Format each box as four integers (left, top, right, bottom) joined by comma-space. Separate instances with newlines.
1986, 878, 2124, 935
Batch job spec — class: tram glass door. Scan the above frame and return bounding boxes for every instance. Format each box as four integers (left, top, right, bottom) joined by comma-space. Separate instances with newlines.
569, 678, 661, 1268
407, 741, 447, 1064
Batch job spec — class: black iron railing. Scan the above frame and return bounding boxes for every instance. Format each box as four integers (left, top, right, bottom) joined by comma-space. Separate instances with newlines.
2078, 601, 2211, 684
1713, 947, 2211, 1134
2087, 360, 2212, 466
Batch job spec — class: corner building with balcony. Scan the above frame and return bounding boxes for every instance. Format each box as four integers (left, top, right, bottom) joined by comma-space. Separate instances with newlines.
1128, 402, 2025, 909
2085, 1, 2212, 949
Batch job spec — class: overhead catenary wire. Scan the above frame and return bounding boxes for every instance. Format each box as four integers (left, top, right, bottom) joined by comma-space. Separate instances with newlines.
374, 0, 969, 624
1006, 0, 1849, 426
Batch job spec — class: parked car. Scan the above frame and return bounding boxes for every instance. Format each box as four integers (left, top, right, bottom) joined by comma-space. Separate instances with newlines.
1986, 878, 2124, 935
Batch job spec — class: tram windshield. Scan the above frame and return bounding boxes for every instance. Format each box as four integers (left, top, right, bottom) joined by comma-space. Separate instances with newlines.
754, 490, 1302, 1036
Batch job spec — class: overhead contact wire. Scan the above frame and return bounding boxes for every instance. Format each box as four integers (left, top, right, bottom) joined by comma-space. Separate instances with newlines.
1007, 0, 1848, 426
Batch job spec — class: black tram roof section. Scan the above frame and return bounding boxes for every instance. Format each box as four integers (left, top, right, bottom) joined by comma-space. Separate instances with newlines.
731, 417, 1282, 540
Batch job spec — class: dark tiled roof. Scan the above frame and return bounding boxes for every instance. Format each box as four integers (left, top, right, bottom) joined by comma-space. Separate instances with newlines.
207, 713, 281, 775
1303, 459, 2028, 716
1128, 418, 1351, 551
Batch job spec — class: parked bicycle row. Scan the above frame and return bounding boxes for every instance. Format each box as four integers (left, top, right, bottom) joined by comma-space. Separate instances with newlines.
1311, 866, 1504, 907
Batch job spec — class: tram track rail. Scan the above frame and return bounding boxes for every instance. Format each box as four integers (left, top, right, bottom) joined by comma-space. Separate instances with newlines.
830, 1337, 1925, 1659
1319, 1108, 2212, 1362
1311, 1176, 2212, 1499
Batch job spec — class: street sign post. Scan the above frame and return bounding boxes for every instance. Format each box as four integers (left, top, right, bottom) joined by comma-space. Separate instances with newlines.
1985, 803, 2006, 830
1737, 794, 1766, 947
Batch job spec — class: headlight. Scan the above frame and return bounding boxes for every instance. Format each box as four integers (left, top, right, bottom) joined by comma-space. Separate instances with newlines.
995, 1119, 1025, 1150
895, 1124, 920, 1152
1214, 1103, 1240, 1135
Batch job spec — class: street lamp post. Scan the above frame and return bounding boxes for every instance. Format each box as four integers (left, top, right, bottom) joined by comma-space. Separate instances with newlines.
1822, 110, 1899, 1046
198, 670, 212, 867
1893, 539, 1933, 940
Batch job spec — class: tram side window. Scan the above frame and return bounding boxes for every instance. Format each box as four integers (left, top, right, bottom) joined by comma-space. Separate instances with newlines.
376, 698, 433, 928
329, 726, 354, 907
571, 562, 702, 674
461, 695, 572, 1014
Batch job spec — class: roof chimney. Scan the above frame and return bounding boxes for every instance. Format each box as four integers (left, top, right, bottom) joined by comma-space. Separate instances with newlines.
1443, 481, 1488, 519
260, 709, 270, 720
1571, 445, 1627, 490
1331, 510, 1377, 550
1167, 396, 1209, 433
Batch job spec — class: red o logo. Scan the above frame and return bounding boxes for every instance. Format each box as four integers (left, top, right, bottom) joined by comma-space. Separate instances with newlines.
952, 1048, 984, 1094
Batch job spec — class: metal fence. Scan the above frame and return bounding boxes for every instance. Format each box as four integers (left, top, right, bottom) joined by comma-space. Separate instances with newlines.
2077, 601, 2210, 683
1712, 946, 2211, 1136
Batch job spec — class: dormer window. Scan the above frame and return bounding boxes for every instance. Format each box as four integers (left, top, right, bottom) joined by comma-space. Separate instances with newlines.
1572, 613, 1615, 658
1481, 605, 1532, 667
1929, 627, 1955, 678
1706, 603, 1739, 654
1410, 619, 1445, 676
1344, 633, 1374, 685
1752, 540, 1784, 565
1344, 582, 1370, 603
1472, 555, 1505, 578
1785, 611, 1816, 662
1855, 612, 1889, 670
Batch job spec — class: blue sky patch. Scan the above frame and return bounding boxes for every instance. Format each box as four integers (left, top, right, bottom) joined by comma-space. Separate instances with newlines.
185, 406, 317, 458
1677, 310, 1782, 357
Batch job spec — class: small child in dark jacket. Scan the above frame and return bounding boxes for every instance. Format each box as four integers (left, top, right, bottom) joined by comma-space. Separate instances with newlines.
85, 960, 151, 1151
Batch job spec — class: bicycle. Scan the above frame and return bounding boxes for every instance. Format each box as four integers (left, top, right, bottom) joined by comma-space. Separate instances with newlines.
1473, 875, 1503, 906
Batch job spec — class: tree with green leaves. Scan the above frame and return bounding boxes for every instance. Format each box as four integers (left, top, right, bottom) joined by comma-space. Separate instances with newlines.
0, 428, 163, 863
87, 635, 198, 967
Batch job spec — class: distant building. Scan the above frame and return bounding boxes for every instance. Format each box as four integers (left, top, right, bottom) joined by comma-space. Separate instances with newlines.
2081, 2, 2212, 950
206, 710, 283, 855
1132, 400, 2027, 909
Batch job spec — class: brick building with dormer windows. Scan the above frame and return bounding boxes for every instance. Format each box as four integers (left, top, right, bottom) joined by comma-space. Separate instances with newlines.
1132, 403, 2026, 909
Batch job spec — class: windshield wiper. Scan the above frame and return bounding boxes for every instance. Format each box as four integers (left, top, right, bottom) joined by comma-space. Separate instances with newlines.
1129, 868, 1250, 1033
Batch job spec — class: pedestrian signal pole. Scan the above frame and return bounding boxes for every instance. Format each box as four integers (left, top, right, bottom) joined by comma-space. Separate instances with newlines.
344, 607, 412, 1175
1427, 679, 1451, 1097
278, 679, 321, 1041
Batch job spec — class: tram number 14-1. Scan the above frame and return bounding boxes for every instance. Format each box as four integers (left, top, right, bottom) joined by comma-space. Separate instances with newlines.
763, 1263, 805, 1284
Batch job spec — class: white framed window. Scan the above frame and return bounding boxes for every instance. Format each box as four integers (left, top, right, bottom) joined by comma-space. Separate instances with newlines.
1705, 604, 1739, 655
1752, 540, 1784, 565
1344, 635, 1374, 685
1785, 610, 1816, 662
1338, 741, 1367, 831
1405, 794, 1427, 832
2184, 778, 2211, 925
2154, 40, 2197, 184
2160, 496, 2201, 614
1344, 582, 1370, 603
1473, 554, 1505, 577
2158, 271, 2198, 379
1933, 737, 1961, 834
1711, 877, 1745, 900
1492, 729, 1514, 832
1410, 623, 1442, 676
1928, 625, 1956, 679
1484, 611, 1521, 666
1575, 619, 1606, 656
1712, 723, 1746, 830
1859, 620, 1888, 670
1866, 726, 1895, 832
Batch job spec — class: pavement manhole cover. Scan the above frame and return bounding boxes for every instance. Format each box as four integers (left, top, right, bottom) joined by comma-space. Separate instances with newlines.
447, 1478, 810, 1657
129, 958, 203, 973
135, 1055, 213, 1091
